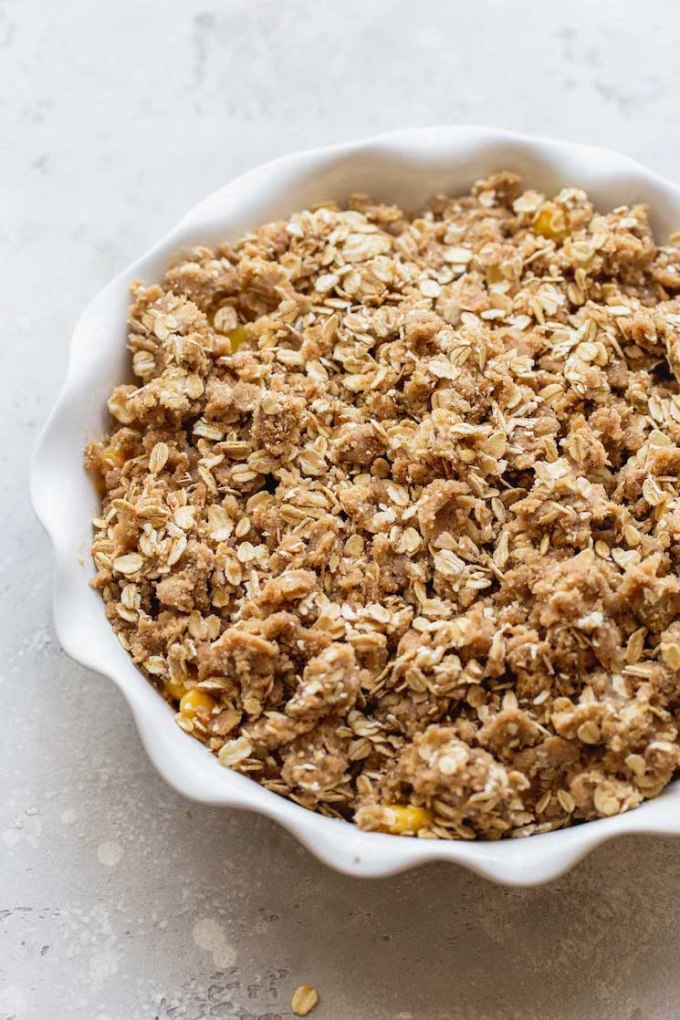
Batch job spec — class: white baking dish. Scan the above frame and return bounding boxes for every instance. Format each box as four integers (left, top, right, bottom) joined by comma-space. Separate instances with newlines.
30, 126, 680, 885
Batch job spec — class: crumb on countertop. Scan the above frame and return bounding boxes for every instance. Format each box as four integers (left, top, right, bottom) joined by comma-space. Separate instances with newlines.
291, 984, 319, 1016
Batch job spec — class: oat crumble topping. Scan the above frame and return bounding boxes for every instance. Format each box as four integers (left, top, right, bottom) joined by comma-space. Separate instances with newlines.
87, 172, 680, 840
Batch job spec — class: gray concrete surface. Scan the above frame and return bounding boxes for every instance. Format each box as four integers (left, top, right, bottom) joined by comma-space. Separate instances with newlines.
3, 0, 680, 1017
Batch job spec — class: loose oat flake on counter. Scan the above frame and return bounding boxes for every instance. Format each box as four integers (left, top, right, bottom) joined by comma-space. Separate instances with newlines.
87, 172, 680, 840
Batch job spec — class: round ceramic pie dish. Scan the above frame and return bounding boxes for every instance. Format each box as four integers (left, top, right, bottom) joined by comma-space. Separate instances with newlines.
31, 126, 680, 885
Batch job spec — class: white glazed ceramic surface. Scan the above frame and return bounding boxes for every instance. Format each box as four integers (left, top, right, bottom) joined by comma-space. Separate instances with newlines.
31, 126, 680, 885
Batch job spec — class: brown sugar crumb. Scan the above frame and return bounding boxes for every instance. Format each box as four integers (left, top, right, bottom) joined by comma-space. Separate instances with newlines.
88, 174, 680, 840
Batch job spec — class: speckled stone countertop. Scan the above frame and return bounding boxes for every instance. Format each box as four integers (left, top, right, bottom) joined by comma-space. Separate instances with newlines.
3, 1, 680, 1017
